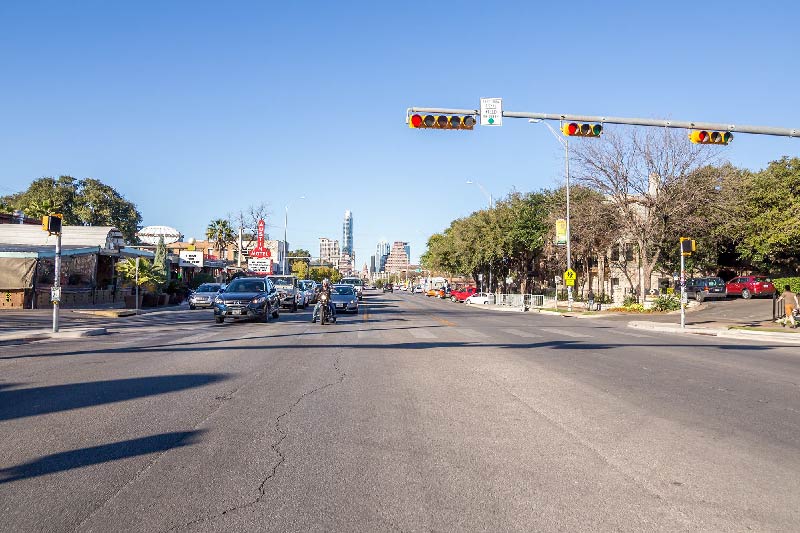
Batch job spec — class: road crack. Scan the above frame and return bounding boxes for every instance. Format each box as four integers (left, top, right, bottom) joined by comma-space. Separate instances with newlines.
169, 354, 347, 531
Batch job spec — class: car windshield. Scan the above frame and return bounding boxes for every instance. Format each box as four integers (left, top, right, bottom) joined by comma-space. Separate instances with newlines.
226, 279, 264, 293
333, 286, 354, 295
197, 284, 221, 293
754, 277, 771, 282
342, 279, 362, 286
270, 277, 294, 287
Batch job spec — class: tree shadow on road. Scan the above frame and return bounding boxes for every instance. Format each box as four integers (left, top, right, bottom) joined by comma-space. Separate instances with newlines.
0, 430, 205, 484
0, 374, 228, 422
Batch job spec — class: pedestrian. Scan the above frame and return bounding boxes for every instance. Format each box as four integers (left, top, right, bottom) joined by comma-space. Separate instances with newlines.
587, 288, 595, 311
777, 284, 799, 328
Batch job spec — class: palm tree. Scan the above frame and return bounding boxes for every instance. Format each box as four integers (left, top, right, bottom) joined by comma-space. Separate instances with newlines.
206, 219, 235, 259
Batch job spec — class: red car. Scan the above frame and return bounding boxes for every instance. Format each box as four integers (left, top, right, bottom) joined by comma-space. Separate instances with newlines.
450, 286, 477, 302
725, 275, 775, 299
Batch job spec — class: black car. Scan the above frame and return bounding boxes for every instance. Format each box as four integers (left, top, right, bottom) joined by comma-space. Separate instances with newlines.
383, 284, 393, 293
213, 277, 280, 324
684, 277, 727, 302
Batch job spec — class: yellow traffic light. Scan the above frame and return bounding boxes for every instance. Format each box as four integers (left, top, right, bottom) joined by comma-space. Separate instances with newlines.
689, 130, 732, 145
561, 122, 602, 137
41, 213, 63, 234
409, 114, 475, 130
680, 237, 696, 256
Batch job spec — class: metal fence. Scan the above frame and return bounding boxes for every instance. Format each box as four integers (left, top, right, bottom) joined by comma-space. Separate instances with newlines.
488, 293, 557, 309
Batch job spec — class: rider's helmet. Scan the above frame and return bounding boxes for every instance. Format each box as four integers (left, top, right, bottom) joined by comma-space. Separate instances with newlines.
322, 278, 330, 287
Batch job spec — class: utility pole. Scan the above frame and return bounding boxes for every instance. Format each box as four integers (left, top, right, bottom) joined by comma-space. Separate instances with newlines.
680, 245, 686, 329
53, 231, 61, 332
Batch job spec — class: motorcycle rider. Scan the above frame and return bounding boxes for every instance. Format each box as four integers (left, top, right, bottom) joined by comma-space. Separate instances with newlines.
312, 279, 336, 323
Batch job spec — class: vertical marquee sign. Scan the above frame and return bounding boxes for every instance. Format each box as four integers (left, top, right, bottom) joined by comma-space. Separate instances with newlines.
248, 219, 272, 274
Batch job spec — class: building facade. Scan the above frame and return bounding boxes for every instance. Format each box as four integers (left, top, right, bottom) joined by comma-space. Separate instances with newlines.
375, 240, 390, 272
319, 237, 340, 264
384, 241, 410, 274
342, 210, 353, 256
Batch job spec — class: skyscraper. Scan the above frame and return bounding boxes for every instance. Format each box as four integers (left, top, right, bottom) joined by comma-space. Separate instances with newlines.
319, 237, 340, 264
375, 240, 390, 272
384, 241, 410, 273
342, 210, 353, 256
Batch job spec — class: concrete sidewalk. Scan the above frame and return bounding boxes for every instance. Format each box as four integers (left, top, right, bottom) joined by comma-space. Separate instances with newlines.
629, 320, 800, 345
0, 326, 108, 346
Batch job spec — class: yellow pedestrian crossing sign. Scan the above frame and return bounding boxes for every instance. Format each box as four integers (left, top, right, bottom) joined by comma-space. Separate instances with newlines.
563, 268, 576, 286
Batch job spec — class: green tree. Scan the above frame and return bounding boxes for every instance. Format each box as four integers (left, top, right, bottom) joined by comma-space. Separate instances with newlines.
115, 258, 166, 291
1, 175, 142, 241
310, 266, 341, 283
718, 157, 800, 273
206, 219, 235, 258
153, 235, 169, 282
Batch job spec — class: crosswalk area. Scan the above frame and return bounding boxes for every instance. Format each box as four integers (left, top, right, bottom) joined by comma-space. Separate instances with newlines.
343, 324, 657, 345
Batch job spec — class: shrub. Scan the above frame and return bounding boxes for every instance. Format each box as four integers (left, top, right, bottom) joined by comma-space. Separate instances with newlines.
625, 303, 646, 312
623, 294, 639, 307
651, 294, 681, 312
773, 277, 800, 293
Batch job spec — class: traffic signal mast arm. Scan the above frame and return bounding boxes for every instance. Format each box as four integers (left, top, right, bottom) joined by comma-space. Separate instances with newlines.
406, 107, 800, 138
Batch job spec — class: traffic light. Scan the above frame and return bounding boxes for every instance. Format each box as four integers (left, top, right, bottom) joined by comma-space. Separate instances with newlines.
41, 213, 63, 234
680, 237, 696, 256
689, 130, 733, 145
561, 122, 602, 137
409, 114, 476, 130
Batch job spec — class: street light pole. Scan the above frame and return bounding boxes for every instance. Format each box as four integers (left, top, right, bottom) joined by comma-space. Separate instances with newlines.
466, 179, 494, 295
283, 196, 305, 275
530, 120, 573, 311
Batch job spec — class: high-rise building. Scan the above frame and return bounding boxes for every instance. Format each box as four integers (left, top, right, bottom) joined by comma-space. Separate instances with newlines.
342, 210, 353, 256
384, 241, 410, 274
375, 240, 390, 272
319, 237, 340, 264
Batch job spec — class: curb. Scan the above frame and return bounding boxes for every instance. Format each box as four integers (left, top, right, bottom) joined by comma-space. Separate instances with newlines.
628, 321, 800, 345
0, 327, 108, 346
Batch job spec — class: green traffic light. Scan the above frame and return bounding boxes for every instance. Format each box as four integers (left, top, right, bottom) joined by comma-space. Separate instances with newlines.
591, 124, 602, 136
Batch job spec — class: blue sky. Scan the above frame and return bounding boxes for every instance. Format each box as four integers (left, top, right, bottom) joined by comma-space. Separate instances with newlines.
1, 1, 798, 264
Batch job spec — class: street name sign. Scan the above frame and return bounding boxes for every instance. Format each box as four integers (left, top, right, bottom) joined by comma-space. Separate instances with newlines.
563, 268, 576, 286
480, 97, 503, 126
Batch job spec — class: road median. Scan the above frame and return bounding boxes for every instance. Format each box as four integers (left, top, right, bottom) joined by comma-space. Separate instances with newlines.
0, 327, 108, 346
628, 320, 800, 345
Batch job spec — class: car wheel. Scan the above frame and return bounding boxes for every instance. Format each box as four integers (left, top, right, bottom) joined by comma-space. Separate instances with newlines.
742, 288, 751, 299
189, 304, 196, 310
272, 309, 280, 319
262, 305, 270, 323
291, 302, 297, 313
215, 316, 224, 324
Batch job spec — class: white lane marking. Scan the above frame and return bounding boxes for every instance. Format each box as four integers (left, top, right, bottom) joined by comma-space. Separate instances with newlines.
408, 329, 437, 339
614, 330, 652, 338
501, 328, 542, 338
455, 328, 489, 339
539, 327, 591, 338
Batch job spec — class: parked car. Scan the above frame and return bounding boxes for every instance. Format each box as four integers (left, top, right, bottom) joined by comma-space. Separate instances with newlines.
435, 287, 449, 299
331, 284, 359, 314
340, 277, 364, 300
684, 277, 727, 302
725, 275, 775, 299
464, 292, 491, 305
189, 283, 222, 309
412, 286, 424, 294
426, 288, 439, 297
212, 277, 279, 324
451, 286, 478, 302
267, 275, 304, 312
383, 284, 393, 293
299, 279, 317, 304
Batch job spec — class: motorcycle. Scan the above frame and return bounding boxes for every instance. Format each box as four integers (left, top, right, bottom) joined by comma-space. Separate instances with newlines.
317, 292, 334, 325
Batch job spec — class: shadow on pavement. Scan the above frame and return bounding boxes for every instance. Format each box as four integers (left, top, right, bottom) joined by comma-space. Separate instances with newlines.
0, 430, 205, 484
0, 374, 228, 421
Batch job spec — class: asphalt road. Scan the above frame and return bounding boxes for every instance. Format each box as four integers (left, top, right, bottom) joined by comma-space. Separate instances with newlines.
1, 290, 799, 531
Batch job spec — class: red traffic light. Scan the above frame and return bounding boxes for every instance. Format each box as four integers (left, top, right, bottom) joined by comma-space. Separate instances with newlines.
561, 122, 602, 137
688, 130, 732, 145
408, 113, 476, 130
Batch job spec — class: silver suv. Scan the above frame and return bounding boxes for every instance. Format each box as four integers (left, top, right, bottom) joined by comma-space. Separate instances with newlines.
267, 275, 305, 312
189, 283, 222, 309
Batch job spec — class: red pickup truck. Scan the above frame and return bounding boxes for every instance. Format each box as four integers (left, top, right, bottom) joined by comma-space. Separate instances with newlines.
451, 286, 478, 302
